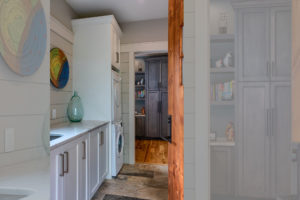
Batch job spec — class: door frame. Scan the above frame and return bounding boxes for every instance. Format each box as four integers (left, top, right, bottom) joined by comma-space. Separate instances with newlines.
120, 41, 168, 164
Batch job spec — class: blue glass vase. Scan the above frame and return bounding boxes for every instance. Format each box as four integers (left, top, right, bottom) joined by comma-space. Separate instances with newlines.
67, 91, 84, 122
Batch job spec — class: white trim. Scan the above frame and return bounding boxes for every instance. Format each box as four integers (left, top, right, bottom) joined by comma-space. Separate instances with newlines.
120, 41, 168, 164
195, 0, 210, 199
50, 16, 74, 44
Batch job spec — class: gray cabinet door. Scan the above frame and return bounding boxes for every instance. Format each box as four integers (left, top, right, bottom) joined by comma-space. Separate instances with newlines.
237, 82, 270, 198
211, 146, 234, 196
160, 91, 169, 138
237, 8, 270, 81
147, 60, 160, 90
270, 82, 292, 197
146, 91, 160, 138
271, 7, 291, 82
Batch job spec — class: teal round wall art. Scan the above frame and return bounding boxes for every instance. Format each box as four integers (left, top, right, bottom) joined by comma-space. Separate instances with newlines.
0, 0, 47, 76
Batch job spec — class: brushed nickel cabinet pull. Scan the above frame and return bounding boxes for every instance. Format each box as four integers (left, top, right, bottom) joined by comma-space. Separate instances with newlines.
64, 151, 69, 174
59, 154, 64, 177
82, 141, 86, 160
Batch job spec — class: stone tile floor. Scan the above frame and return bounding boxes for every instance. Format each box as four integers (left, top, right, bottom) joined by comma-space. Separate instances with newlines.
92, 164, 168, 200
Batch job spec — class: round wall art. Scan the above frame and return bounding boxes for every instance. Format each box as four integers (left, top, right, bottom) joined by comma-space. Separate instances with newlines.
50, 48, 69, 89
0, 0, 47, 76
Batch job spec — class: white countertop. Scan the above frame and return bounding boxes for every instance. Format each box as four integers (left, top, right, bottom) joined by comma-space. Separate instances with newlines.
0, 159, 50, 200
50, 120, 109, 150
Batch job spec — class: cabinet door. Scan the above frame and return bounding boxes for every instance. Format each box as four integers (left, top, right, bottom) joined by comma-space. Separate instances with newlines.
161, 58, 168, 90
271, 7, 291, 81
147, 60, 161, 90
50, 150, 64, 200
160, 91, 169, 138
270, 82, 292, 197
211, 146, 234, 196
135, 116, 146, 137
99, 126, 108, 184
146, 91, 160, 138
63, 142, 78, 200
237, 82, 270, 198
237, 8, 270, 81
78, 137, 88, 200
89, 129, 100, 197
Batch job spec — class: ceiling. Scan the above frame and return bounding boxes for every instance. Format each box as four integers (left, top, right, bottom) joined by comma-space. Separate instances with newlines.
66, 0, 168, 23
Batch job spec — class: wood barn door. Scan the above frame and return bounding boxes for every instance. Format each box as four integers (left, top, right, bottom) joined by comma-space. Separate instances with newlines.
168, 0, 184, 198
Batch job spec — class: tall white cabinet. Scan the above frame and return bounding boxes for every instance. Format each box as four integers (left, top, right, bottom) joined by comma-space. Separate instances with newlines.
72, 16, 122, 179
234, 0, 292, 198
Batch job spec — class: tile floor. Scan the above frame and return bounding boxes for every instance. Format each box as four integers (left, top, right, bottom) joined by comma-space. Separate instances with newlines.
92, 164, 168, 200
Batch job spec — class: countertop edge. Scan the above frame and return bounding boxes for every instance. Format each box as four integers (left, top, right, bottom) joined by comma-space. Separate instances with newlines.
50, 121, 110, 150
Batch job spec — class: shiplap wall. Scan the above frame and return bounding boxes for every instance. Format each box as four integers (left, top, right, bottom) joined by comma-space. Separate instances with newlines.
120, 52, 130, 163
183, 0, 197, 198
50, 25, 74, 125
0, 0, 50, 168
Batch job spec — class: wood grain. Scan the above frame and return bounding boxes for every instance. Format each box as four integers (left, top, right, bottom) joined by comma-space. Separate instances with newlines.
135, 140, 168, 164
168, 0, 184, 198
292, 0, 300, 142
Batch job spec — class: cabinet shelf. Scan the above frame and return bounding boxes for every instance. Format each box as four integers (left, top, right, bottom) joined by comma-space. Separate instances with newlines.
211, 34, 234, 42
136, 98, 145, 101
135, 85, 145, 88
210, 67, 235, 73
211, 101, 235, 106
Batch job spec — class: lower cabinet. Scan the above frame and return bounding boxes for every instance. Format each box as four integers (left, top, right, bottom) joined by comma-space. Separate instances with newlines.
211, 146, 234, 196
51, 124, 108, 200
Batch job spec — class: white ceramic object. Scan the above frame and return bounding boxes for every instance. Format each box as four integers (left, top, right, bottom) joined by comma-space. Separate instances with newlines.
223, 52, 233, 67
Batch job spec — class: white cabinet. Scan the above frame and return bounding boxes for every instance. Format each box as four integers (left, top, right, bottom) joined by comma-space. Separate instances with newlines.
236, 7, 270, 82
111, 27, 120, 69
270, 82, 292, 197
211, 146, 234, 196
51, 124, 109, 200
88, 125, 108, 199
78, 137, 88, 200
235, 4, 291, 82
88, 128, 100, 196
99, 125, 108, 183
237, 82, 270, 198
51, 136, 87, 200
270, 7, 292, 81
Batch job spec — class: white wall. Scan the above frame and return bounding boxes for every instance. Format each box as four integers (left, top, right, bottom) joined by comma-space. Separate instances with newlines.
50, 24, 74, 125
51, 0, 78, 30
120, 18, 168, 44
0, 0, 50, 168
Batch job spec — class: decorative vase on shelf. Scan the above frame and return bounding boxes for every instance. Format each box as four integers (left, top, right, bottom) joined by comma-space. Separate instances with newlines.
67, 91, 84, 122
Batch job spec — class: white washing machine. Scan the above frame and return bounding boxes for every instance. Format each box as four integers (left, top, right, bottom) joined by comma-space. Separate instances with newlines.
111, 122, 124, 177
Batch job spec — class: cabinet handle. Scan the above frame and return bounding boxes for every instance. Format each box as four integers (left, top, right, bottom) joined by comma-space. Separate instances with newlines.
100, 131, 104, 146
64, 151, 69, 174
267, 61, 270, 76
59, 154, 64, 177
116, 52, 119, 63
82, 141, 86, 160
271, 108, 275, 137
266, 109, 270, 137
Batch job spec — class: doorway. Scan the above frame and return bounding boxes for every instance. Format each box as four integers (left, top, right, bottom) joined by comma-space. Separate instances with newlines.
134, 53, 169, 165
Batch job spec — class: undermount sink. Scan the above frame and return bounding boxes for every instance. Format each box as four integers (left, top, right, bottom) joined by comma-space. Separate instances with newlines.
0, 188, 34, 200
50, 134, 63, 141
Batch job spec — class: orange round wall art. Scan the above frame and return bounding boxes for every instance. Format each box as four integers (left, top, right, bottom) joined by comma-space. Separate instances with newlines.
50, 48, 69, 89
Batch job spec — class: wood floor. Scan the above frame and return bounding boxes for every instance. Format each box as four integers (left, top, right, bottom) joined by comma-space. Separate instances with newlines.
135, 139, 168, 165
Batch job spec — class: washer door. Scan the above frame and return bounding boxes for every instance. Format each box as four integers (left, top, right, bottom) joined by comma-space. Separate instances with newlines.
116, 131, 124, 157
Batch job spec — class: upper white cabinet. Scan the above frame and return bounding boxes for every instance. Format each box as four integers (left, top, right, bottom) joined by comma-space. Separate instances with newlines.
271, 7, 292, 81
111, 27, 121, 69
235, 3, 291, 82
236, 7, 270, 82
72, 15, 122, 122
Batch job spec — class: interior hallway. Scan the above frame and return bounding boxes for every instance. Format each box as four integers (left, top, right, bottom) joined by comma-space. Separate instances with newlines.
92, 164, 168, 200
135, 140, 168, 165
